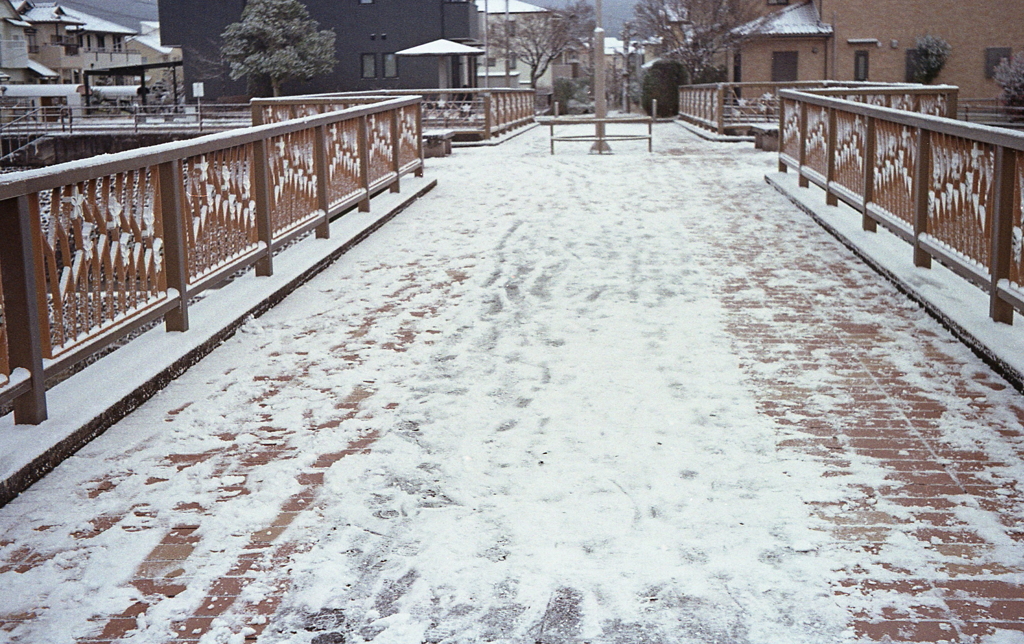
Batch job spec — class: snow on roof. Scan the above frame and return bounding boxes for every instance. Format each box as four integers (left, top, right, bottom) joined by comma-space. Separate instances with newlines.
604, 37, 623, 56
25, 58, 58, 77
19, 2, 136, 35
736, 1, 832, 37
474, 0, 549, 14
128, 33, 174, 56
396, 39, 485, 56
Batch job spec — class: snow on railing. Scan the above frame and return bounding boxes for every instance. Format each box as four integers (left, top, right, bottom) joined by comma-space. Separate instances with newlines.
255, 89, 536, 140
0, 95, 425, 424
778, 88, 1024, 326
678, 81, 957, 135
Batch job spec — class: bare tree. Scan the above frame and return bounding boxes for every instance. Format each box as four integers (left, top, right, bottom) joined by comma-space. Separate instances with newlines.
633, 0, 758, 82
490, 0, 594, 89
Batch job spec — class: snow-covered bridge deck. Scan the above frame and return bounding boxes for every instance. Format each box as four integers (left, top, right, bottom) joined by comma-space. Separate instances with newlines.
2, 124, 1024, 643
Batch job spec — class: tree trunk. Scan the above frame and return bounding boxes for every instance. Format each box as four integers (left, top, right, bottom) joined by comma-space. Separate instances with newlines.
272, 78, 282, 97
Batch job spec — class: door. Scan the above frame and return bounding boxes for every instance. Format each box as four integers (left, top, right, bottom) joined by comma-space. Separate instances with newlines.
771, 51, 798, 82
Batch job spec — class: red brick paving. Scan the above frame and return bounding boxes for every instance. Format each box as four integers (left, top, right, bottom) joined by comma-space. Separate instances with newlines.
708, 200, 1024, 641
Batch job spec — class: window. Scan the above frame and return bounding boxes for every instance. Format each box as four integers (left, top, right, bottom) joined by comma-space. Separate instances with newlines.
383, 52, 397, 77
506, 20, 516, 38
854, 50, 869, 81
509, 53, 517, 70
113, 35, 123, 52
986, 47, 1012, 78
361, 53, 376, 78
771, 51, 798, 82
96, 34, 106, 50
767, 0, 789, 4
487, 56, 496, 67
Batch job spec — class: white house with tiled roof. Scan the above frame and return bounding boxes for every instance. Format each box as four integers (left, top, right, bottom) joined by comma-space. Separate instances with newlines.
17, 1, 140, 83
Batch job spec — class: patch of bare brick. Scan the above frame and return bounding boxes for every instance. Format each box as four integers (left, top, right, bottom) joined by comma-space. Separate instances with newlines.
710, 194, 1024, 641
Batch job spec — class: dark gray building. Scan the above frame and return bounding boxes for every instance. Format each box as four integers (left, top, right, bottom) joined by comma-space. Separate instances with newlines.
158, 0, 480, 100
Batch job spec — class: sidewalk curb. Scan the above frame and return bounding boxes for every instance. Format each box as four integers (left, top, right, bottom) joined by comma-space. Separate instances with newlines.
766, 171, 1024, 393
0, 177, 437, 507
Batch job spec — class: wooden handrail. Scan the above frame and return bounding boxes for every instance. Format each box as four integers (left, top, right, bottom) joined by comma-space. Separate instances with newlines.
777, 87, 1024, 326
0, 94, 426, 424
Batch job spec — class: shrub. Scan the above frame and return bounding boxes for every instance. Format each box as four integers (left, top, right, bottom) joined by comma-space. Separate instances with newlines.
641, 60, 685, 118
910, 35, 951, 84
553, 77, 592, 114
995, 52, 1024, 109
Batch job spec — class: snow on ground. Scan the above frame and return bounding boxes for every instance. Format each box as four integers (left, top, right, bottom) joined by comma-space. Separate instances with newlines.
0, 124, 1021, 644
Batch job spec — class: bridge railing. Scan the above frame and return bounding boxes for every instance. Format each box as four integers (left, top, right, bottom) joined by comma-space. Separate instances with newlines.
255, 88, 535, 140
778, 88, 1024, 326
0, 95, 424, 424
679, 81, 958, 134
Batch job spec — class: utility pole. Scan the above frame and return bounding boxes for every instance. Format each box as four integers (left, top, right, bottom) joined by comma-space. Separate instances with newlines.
590, 0, 610, 152
504, 0, 511, 87
483, 0, 490, 87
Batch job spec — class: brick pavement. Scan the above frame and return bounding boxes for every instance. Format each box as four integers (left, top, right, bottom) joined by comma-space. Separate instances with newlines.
1, 126, 1023, 643
698, 183, 1024, 641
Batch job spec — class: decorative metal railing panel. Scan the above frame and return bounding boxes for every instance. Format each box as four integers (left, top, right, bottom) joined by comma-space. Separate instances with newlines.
928, 133, 995, 269
777, 86, 1024, 326
803, 104, 829, 178
267, 128, 320, 236
0, 94, 424, 424
36, 170, 167, 358
872, 120, 917, 226
834, 111, 866, 196
398, 104, 419, 172
423, 99, 482, 130
781, 99, 801, 161
182, 145, 259, 283
325, 119, 362, 211
366, 112, 396, 187
1012, 151, 1024, 290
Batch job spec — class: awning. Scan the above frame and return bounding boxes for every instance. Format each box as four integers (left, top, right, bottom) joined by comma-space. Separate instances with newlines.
4, 18, 32, 28
395, 39, 484, 56
26, 59, 59, 78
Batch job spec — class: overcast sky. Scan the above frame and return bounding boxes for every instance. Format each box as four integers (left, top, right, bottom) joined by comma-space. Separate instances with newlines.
53, 0, 636, 39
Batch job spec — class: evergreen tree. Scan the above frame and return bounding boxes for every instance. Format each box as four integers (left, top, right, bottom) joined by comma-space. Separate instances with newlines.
221, 0, 336, 97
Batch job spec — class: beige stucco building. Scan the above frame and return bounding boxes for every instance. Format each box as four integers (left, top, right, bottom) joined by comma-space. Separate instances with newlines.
732, 0, 1024, 100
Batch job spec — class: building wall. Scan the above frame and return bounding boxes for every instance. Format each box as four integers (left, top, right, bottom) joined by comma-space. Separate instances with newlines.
820, 0, 1024, 99
737, 0, 1024, 100
738, 36, 828, 84
159, 0, 479, 100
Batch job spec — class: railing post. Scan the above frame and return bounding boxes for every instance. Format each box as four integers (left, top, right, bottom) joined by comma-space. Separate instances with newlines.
415, 102, 424, 177
484, 93, 493, 140
251, 101, 265, 127
390, 108, 401, 193
862, 116, 877, 232
990, 145, 1016, 324
252, 138, 274, 276
0, 195, 47, 424
946, 89, 958, 120
158, 160, 190, 331
358, 115, 371, 212
715, 84, 725, 135
798, 101, 809, 188
313, 124, 330, 239
778, 96, 787, 173
912, 127, 932, 269
826, 107, 838, 206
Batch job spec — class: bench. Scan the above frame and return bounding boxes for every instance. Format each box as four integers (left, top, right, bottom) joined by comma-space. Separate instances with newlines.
423, 129, 455, 158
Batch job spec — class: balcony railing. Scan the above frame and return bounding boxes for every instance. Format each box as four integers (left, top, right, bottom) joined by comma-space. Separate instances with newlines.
778, 88, 1024, 326
255, 88, 535, 140
679, 81, 958, 134
0, 95, 424, 424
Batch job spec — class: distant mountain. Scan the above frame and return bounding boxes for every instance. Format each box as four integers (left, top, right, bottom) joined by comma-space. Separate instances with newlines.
49, 0, 159, 32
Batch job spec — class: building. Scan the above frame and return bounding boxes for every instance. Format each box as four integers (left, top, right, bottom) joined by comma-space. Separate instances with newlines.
17, 1, 141, 84
475, 0, 548, 89
731, 0, 1024, 99
0, 0, 31, 82
158, 0, 481, 101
